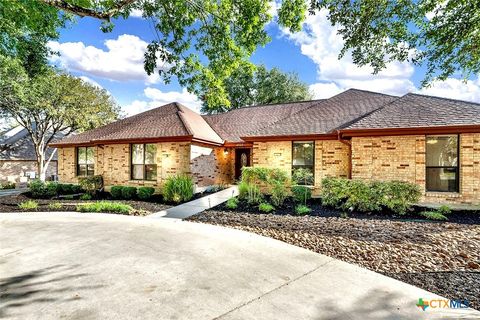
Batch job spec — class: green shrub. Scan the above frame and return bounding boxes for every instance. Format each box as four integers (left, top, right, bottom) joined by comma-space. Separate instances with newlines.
258, 202, 275, 213
226, 197, 239, 209
29, 179, 56, 198
1, 182, 15, 189
71, 184, 82, 194
58, 183, 73, 194
292, 168, 314, 186
78, 175, 103, 196
18, 200, 38, 210
420, 211, 448, 221
295, 204, 311, 215
291, 185, 312, 205
271, 182, 288, 207
137, 186, 155, 200
163, 174, 194, 203
110, 186, 124, 199
438, 205, 452, 215
321, 177, 421, 215
80, 193, 92, 200
76, 201, 133, 214
121, 186, 137, 200
238, 181, 249, 200
48, 202, 62, 210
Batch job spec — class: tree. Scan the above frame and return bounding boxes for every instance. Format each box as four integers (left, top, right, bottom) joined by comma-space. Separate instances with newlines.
202, 64, 313, 113
0, 55, 121, 180
39, 0, 305, 110
309, 0, 480, 85
0, 0, 68, 76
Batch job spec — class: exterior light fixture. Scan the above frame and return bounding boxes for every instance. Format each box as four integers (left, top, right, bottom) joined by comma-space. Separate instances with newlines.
223, 148, 229, 155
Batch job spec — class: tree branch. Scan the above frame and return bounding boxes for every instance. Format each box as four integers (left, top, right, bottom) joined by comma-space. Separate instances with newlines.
41, 0, 138, 20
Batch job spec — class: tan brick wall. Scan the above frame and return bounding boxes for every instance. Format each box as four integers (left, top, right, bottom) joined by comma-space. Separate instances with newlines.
252, 140, 349, 194
352, 134, 480, 205
57, 142, 192, 192
191, 146, 234, 186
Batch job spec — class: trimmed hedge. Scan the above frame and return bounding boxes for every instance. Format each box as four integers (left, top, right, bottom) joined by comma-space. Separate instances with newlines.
110, 186, 124, 199
137, 186, 155, 200
121, 186, 137, 200
321, 177, 421, 215
79, 175, 103, 196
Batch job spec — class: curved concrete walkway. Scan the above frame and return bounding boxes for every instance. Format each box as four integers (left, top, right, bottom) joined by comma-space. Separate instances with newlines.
0, 212, 477, 320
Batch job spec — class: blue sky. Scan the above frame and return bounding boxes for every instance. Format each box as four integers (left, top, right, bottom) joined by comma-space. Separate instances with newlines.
49, 8, 480, 115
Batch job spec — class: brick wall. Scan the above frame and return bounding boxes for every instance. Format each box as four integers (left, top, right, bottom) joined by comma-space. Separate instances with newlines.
252, 140, 349, 194
0, 160, 57, 182
190, 146, 234, 186
57, 142, 191, 191
351, 134, 480, 205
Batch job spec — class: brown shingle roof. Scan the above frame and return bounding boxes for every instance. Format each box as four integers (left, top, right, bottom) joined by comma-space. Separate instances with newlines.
242, 89, 397, 138
51, 103, 223, 146
344, 93, 480, 130
203, 100, 323, 143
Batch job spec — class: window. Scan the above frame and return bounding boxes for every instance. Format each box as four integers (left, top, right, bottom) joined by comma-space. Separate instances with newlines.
77, 147, 95, 176
292, 141, 314, 185
426, 135, 459, 192
131, 144, 157, 181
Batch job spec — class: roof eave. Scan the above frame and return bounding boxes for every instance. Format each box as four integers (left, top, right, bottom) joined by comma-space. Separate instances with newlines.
340, 124, 480, 138
241, 133, 338, 142
49, 135, 195, 147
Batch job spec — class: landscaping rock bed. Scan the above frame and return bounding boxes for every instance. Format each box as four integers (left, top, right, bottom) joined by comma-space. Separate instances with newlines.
0, 193, 171, 215
187, 209, 480, 310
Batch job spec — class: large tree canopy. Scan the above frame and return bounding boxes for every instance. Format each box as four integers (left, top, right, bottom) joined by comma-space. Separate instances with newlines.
202, 64, 312, 113
0, 0, 68, 76
0, 55, 121, 180
38, 0, 480, 107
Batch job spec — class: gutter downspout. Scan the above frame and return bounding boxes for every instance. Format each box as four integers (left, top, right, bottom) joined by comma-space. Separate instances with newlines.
337, 130, 352, 179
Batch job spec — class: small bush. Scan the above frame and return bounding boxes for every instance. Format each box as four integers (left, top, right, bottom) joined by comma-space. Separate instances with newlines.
29, 179, 56, 198
295, 204, 311, 215
438, 205, 452, 215
76, 201, 133, 214
205, 184, 226, 193
238, 181, 249, 200
110, 186, 124, 199
292, 168, 314, 186
18, 200, 38, 211
58, 183, 73, 194
79, 175, 103, 196
1, 182, 15, 189
121, 186, 137, 200
80, 193, 92, 200
420, 211, 448, 221
137, 186, 155, 200
258, 202, 275, 213
48, 202, 62, 210
291, 185, 312, 205
271, 182, 288, 207
321, 177, 421, 215
163, 174, 194, 203
71, 184, 83, 194
226, 197, 239, 209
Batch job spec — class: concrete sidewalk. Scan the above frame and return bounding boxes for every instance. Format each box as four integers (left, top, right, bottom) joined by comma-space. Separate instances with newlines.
149, 185, 238, 219
1, 212, 478, 320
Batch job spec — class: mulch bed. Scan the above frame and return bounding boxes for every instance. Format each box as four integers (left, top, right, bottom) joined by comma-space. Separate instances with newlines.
0, 193, 171, 216
186, 207, 480, 310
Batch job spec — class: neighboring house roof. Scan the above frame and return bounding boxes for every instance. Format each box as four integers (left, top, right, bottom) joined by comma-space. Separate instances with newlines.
241, 89, 397, 139
202, 100, 324, 143
51, 102, 224, 147
343, 93, 480, 131
0, 127, 58, 161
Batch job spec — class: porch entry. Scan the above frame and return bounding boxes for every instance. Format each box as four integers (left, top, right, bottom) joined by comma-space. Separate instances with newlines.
235, 148, 251, 180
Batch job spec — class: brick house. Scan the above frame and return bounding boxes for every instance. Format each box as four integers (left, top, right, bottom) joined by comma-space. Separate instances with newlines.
1, 127, 58, 183
50, 89, 480, 205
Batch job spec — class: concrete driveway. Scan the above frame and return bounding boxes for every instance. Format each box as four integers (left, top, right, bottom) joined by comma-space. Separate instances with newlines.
0, 212, 478, 320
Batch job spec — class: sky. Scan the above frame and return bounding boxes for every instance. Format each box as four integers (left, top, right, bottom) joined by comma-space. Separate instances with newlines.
47, 7, 480, 116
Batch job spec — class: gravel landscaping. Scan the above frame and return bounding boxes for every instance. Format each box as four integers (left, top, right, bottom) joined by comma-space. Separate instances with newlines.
0, 193, 171, 215
187, 207, 480, 310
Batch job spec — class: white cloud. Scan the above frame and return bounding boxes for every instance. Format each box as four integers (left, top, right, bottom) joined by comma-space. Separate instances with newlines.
48, 34, 164, 84
130, 9, 143, 18
309, 82, 342, 99
123, 87, 202, 116
417, 78, 480, 103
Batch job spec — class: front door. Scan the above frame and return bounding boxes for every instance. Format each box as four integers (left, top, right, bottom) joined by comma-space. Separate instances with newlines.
235, 148, 251, 180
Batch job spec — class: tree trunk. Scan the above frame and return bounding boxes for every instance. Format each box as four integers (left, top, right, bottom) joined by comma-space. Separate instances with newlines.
37, 153, 46, 181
